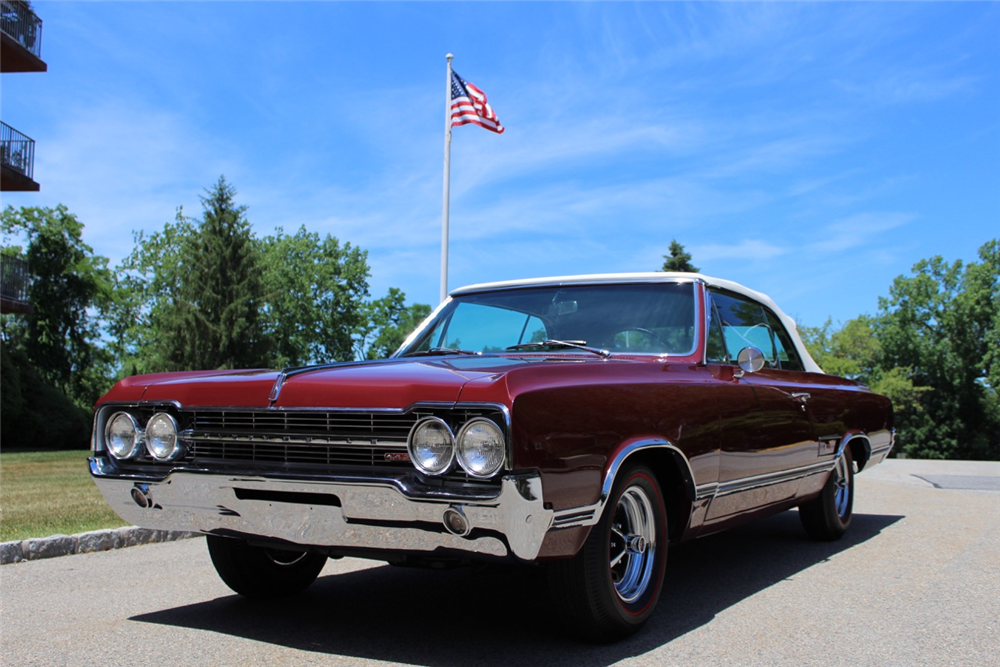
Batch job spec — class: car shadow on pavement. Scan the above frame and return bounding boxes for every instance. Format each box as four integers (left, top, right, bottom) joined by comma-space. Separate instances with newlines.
132, 509, 902, 666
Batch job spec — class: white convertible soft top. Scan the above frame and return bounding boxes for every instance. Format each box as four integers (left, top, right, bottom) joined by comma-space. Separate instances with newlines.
451, 272, 824, 374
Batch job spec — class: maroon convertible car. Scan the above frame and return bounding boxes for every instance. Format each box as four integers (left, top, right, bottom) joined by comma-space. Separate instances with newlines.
90, 273, 893, 641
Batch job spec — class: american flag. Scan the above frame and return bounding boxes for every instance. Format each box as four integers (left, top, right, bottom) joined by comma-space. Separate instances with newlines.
450, 70, 504, 134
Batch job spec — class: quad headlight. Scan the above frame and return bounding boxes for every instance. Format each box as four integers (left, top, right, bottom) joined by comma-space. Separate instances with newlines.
106, 412, 142, 460
408, 417, 455, 475
407, 415, 507, 478
146, 412, 182, 461
456, 418, 505, 478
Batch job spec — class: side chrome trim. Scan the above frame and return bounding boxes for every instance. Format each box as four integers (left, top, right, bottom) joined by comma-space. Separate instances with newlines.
694, 429, 892, 508
713, 460, 835, 498
699, 431, 889, 506
552, 438, 696, 529
695, 482, 719, 501
552, 505, 601, 529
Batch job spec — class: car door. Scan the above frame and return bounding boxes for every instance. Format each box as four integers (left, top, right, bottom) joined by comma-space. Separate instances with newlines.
703, 289, 819, 521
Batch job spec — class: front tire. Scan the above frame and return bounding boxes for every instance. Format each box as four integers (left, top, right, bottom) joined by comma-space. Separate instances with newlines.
548, 464, 668, 642
207, 535, 327, 599
799, 448, 854, 541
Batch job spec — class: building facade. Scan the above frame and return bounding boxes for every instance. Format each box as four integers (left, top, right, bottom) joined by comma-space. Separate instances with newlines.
1, 0, 46, 193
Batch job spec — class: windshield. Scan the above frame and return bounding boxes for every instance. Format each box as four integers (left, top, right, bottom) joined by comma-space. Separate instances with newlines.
397, 281, 698, 357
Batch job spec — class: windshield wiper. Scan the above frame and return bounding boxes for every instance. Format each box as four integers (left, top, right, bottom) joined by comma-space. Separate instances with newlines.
404, 347, 482, 357
506, 339, 611, 359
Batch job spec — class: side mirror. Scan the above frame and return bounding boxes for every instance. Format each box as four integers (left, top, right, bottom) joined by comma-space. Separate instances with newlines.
736, 346, 766, 376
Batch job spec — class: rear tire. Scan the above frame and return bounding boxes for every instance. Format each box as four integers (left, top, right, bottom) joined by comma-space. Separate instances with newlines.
207, 535, 327, 599
799, 448, 854, 541
548, 464, 668, 642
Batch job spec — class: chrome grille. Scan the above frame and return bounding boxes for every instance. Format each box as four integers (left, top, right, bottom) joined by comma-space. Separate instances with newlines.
182, 409, 427, 469
186, 440, 411, 467
188, 410, 418, 441
171, 407, 504, 483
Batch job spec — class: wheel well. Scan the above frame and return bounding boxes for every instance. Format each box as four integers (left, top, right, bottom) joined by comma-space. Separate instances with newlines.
622, 449, 694, 544
846, 435, 872, 472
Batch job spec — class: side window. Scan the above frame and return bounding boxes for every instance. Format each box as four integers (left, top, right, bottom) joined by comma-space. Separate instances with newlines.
764, 309, 805, 372
706, 301, 729, 363
709, 290, 779, 368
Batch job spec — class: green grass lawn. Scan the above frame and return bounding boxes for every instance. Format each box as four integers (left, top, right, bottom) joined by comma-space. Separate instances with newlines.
0, 450, 128, 543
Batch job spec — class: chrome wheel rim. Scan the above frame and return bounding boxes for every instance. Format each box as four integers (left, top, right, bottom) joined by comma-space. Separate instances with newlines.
833, 456, 851, 519
609, 485, 657, 603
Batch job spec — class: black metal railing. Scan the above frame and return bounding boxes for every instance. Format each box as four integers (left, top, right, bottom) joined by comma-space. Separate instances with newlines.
0, 0, 43, 59
0, 121, 35, 180
0, 254, 30, 306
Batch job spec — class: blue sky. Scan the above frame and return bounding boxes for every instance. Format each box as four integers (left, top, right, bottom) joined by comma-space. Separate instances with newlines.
2, 2, 997, 329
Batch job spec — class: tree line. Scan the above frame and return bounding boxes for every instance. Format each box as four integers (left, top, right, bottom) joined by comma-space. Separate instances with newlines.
2, 204, 997, 460
0, 177, 429, 448
800, 240, 999, 461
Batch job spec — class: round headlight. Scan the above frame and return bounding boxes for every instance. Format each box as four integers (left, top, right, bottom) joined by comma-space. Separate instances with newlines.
146, 413, 182, 461
106, 412, 142, 459
408, 417, 455, 475
456, 418, 505, 478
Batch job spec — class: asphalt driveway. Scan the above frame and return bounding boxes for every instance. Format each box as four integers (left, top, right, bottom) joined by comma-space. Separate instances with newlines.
1, 459, 997, 666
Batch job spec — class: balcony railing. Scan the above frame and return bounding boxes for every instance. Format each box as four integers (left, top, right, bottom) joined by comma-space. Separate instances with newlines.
1, 121, 35, 181
0, 0, 43, 60
1, 254, 31, 311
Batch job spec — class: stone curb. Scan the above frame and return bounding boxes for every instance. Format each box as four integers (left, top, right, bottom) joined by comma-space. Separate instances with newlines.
0, 527, 198, 565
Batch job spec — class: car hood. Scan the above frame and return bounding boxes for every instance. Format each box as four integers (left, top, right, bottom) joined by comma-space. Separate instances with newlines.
100, 356, 577, 410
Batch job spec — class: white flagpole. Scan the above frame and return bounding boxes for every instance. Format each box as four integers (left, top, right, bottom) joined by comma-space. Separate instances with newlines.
441, 53, 454, 304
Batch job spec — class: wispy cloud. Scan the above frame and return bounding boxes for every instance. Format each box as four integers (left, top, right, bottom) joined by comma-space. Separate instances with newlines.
693, 239, 791, 263
809, 212, 915, 253
29, 97, 241, 263
5, 1, 993, 330
834, 70, 979, 106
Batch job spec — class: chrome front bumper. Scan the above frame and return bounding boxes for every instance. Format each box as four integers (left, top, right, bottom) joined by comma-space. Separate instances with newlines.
89, 458, 554, 561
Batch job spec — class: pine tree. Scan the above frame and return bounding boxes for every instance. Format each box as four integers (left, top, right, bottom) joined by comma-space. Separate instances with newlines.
158, 177, 269, 370
661, 240, 699, 273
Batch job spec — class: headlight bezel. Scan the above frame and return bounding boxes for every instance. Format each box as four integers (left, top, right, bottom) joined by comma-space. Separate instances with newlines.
455, 417, 506, 478
145, 412, 183, 461
407, 416, 456, 476
105, 412, 143, 460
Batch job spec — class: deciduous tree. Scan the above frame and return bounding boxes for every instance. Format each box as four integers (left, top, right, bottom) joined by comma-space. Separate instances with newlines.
1, 204, 109, 447
108, 210, 194, 374
0, 205, 112, 405
803, 239, 999, 460
261, 225, 371, 366
355, 288, 432, 360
